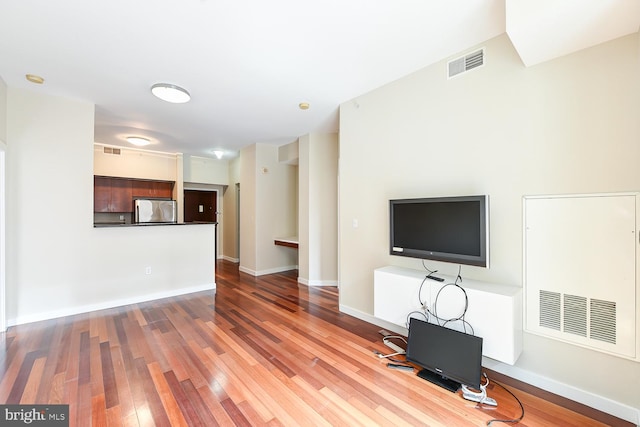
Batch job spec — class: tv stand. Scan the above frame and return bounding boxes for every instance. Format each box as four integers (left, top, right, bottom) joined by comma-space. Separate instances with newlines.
416, 369, 460, 392
373, 266, 522, 365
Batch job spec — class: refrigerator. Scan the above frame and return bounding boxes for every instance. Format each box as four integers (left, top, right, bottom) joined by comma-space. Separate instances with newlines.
134, 199, 177, 224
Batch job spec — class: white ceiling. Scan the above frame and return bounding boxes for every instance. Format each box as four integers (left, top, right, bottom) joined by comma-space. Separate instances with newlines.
0, 0, 637, 159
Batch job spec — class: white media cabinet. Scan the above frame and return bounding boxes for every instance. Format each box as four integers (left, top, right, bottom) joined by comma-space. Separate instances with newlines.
374, 266, 522, 365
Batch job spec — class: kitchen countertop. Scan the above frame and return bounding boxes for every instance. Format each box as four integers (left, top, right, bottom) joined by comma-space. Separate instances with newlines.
94, 222, 217, 228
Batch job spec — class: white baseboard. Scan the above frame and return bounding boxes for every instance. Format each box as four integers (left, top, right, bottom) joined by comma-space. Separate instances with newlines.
339, 304, 639, 426
339, 304, 408, 335
222, 255, 239, 263
298, 278, 338, 287
482, 358, 639, 425
239, 265, 297, 276
8, 282, 217, 327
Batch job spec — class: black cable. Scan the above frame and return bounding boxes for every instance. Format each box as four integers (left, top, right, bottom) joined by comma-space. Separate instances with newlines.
485, 379, 525, 426
421, 259, 438, 276
454, 264, 462, 285
417, 263, 475, 336
405, 310, 428, 328
433, 280, 473, 334
418, 276, 429, 307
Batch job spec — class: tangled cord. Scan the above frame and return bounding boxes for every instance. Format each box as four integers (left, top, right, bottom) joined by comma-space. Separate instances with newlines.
408, 264, 474, 335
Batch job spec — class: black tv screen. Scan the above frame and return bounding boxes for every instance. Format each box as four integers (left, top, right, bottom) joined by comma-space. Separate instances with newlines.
406, 318, 483, 391
389, 195, 488, 267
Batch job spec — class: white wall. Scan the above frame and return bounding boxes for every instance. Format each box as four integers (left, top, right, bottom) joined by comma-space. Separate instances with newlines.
0, 76, 6, 142
298, 133, 338, 286
239, 144, 257, 270
0, 76, 6, 332
255, 143, 297, 274
183, 154, 229, 185
223, 156, 240, 262
298, 136, 310, 281
94, 144, 179, 181
339, 33, 639, 421
239, 143, 297, 275
6, 87, 215, 325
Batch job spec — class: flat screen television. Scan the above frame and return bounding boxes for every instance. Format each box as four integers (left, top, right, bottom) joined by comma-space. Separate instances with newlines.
389, 195, 488, 267
405, 317, 483, 392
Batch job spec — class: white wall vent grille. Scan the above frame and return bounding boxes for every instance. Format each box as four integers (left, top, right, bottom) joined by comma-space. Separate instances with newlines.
448, 48, 484, 78
563, 294, 587, 337
539, 290, 560, 330
590, 299, 616, 344
537, 291, 615, 343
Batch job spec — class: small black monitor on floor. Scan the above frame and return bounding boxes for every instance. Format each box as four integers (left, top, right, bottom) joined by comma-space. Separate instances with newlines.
405, 318, 483, 392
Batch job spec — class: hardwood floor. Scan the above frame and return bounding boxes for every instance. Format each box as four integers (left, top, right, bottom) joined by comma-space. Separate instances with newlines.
0, 260, 631, 426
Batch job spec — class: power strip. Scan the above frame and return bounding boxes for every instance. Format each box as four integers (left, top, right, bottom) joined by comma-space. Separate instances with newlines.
383, 338, 405, 354
461, 384, 497, 406
376, 329, 406, 357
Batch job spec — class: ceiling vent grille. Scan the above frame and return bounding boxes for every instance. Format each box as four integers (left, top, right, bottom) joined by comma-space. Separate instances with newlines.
448, 48, 484, 79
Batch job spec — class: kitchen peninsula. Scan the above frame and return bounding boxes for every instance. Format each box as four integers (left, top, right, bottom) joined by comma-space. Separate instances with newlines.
86, 221, 217, 323
87, 145, 219, 323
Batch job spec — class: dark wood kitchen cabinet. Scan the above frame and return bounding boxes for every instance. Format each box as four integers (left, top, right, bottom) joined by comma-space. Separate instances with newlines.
131, 180, 174, 198
94, 176, 175, 213
94, 176, 133, 212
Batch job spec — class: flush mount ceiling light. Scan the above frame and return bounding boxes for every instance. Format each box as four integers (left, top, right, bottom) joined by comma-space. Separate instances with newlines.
298, 102, 310, 110
126, 136, 151, 146
213, 150, 224, 159
151, 83, 191, 103
26, 74, 44, 84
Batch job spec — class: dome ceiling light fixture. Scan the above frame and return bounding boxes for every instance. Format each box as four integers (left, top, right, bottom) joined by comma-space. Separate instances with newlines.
213, 150, 224, 159
151, 83, 191, 103
126, 136, 151, 146
298, 102, 310, 110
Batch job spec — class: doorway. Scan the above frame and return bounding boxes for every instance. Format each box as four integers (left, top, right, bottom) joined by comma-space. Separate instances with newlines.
184, 189, 219, 261
184, 190, 218, 223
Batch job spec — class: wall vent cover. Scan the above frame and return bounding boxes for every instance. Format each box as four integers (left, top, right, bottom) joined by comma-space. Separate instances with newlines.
539, 290, 561, 330
103, 147, 121, 155
538, 290, 616, 343
448, 48, 484, 78
590, 299, 616, 344
524, 194, 636, 359
563, 294, 587, 337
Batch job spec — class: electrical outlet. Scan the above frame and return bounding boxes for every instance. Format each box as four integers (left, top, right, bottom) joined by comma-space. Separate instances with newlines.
145, 267, 152, 275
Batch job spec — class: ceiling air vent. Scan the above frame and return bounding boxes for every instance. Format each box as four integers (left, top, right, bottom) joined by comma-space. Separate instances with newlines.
448, 48, 484, 79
